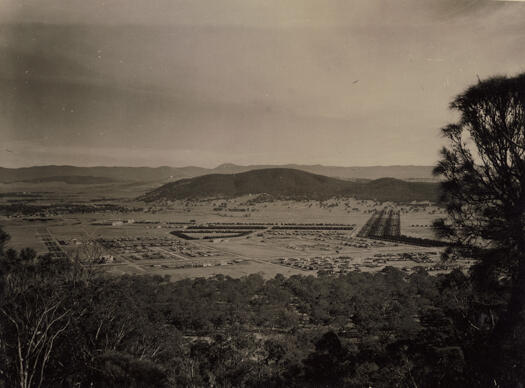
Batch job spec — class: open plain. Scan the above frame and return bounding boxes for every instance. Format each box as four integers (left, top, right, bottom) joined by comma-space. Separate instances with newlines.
0, 180, 469, 280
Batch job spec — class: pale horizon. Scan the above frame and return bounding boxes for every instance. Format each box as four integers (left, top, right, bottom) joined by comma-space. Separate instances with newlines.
0, 162, 438, 170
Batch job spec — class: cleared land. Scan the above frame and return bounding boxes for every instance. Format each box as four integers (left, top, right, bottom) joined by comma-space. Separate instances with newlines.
1, 181, 470, 279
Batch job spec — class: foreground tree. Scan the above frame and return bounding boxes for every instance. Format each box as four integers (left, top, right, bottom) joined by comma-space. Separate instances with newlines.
0, 292, 71, 388
434, 73, 525, 383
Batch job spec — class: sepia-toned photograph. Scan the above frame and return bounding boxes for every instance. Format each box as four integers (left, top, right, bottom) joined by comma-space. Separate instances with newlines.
1, 1, 525, 386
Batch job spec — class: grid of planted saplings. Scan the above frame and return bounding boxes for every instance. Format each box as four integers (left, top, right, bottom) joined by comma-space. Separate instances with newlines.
357, 207, 400, 238
359, 207, 448, 247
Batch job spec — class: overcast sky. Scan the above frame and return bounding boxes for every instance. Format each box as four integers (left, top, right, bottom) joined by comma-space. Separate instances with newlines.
1, 0, 525, 168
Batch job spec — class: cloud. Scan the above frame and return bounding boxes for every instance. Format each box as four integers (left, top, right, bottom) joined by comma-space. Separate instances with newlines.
0, 0, 514, 27
2, 1, 525, 167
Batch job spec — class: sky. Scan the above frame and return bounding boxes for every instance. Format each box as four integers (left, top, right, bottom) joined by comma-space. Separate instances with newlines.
1, 0, 525, 168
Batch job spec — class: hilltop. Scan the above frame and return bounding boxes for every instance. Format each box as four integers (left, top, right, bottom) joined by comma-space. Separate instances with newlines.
211, 164, 436, 181
140, 168, 439, 202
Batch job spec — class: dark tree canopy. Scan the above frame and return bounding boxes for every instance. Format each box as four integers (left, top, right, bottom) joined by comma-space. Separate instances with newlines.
435, 73, 525, 383
436, 74, 525, 250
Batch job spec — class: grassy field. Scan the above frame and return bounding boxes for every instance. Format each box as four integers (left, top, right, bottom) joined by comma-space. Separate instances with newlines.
401, 210, 444, 239
2, 224, 48, 253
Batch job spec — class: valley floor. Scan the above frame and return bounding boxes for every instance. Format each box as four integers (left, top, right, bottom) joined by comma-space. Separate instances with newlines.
0, 184, 472, 279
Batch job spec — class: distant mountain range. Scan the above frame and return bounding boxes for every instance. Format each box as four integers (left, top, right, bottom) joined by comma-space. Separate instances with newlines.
0, 164, 437, 183
140, 168, 439, 203
0, 166, 207, 183
16, 175, 118, 184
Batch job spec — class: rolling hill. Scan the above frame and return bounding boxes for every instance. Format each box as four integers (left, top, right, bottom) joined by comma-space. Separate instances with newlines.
140, 168, 439, 202
0, 164, 436, 183
16, 175, 118, 184
211, 163, 436, 181
0, 165, 207, 183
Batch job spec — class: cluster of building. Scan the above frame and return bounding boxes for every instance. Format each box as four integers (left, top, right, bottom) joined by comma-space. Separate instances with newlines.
369, 251, 438, 263
262, 230, 391, 251
93, 254, 115, 264
96, 236, 219, 261
91, 219, 136, 226
149, 259, 245, 270
274, 250, 449, 274
275, 255, 356, 273
360, 251, 442, 271
340, 238, 391, 248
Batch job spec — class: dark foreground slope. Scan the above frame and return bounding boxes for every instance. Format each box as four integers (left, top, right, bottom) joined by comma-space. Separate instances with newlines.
141, 168, 438, 202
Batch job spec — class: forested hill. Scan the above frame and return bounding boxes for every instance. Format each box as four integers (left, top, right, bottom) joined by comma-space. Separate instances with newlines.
141, 168, 439, 202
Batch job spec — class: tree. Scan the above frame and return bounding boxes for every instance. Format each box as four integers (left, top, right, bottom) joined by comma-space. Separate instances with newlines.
434, 73, 525, 383
302, 331, 349, 386
0, 255, 73, 388
0, 296, 71, 388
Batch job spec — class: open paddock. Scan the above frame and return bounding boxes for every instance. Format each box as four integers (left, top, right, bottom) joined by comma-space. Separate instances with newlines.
3, 225, 48, 253
401, 212, 443, 239
0, 188, 464, 279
